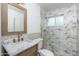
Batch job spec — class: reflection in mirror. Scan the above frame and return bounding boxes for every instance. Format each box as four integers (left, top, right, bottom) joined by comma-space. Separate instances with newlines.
8, 4, 24, 32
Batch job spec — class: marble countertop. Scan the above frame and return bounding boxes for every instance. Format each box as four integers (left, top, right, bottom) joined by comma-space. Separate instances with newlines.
2, 38, 43, 56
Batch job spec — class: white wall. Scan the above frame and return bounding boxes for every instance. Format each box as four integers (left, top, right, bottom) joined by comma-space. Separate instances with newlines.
23, 3, 41, 34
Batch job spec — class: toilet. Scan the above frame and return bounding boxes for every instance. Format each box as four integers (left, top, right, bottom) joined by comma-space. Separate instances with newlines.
38, 39, 54, 56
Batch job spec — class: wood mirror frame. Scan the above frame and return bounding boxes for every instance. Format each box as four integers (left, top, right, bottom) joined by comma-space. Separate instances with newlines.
1, 3, 27, 36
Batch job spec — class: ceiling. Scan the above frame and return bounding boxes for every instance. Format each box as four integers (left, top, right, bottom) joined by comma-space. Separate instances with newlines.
38, 3, 79, 11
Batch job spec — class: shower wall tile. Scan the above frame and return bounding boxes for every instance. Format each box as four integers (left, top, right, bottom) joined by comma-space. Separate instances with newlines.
76, 10, 79, 55
41, 5, 77, 56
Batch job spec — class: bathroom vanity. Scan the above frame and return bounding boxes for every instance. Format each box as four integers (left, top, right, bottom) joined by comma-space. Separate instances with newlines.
2, 38, 43, 56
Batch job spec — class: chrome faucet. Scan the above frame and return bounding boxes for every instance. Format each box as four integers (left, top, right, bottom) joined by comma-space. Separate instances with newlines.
17, 33, 24, 42
17, 32, 20, 42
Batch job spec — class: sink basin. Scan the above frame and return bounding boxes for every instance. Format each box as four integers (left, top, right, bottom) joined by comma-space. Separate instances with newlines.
25, 39, 33, 43
9, 41, 31, 48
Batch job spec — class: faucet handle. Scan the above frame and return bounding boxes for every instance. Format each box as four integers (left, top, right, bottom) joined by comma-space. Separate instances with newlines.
13, 39, 16, 43
21, 38, 23, 41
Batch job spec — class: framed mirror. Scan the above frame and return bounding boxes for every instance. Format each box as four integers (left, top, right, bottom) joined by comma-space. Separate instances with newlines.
1, 3, 27, 36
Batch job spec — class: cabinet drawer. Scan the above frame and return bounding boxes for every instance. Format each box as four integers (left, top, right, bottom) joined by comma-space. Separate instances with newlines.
16, 44, 38, 56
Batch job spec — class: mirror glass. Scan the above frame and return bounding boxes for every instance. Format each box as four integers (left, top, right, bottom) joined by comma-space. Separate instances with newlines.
8, 4, 24, 32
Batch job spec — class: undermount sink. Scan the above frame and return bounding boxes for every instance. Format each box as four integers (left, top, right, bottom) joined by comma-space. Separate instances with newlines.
5, 40, 32, 54
25, 39, 33, 43
8, 41, 31, 48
